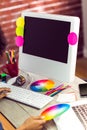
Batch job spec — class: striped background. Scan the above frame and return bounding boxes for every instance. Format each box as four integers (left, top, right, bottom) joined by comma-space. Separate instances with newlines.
0, 0, 83, 67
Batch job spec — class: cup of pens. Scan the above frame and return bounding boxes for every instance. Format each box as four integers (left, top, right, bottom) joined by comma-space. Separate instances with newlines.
5, 50, 18, 78
6, 62, 18, 78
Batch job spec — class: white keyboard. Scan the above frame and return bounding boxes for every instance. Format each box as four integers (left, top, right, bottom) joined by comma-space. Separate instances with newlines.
0, 82, 53, 109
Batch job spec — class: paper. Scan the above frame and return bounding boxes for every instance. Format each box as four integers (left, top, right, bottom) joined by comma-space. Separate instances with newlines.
54, 100, 87, 130
57, 93, 76, 103
54, 107, 84, 130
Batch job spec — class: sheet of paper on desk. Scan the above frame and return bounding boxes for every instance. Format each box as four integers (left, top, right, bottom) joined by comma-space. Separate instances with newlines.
54, 107, 84, 130
57, 93, 76, 103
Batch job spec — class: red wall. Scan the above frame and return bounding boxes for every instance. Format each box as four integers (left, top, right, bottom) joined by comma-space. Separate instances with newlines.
0, 0, 83, 67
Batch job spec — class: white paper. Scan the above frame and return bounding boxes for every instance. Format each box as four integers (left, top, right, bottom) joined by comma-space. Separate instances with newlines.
54, 107, 84, 130
57, 93, 76, 103
54, 100, 87, 130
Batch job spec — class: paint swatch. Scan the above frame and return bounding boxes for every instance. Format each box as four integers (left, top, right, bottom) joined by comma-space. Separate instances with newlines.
41, 103, 70, 120
30, 79, 55, 92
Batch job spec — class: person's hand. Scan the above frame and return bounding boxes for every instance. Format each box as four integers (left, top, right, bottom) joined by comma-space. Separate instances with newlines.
17, 116, 46, 130
0, 87, 11, 99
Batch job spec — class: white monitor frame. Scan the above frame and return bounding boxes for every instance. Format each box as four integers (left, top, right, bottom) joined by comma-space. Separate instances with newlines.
19, 12, 80, 83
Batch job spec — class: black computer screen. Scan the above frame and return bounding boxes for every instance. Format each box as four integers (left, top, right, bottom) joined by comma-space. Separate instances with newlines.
23, 16, 70, 63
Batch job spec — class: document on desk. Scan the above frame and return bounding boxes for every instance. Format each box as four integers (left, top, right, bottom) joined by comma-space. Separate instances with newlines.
54, 100, 86, 130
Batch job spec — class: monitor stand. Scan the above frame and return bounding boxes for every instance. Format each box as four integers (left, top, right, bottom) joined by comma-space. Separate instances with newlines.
7, 69, 63, 89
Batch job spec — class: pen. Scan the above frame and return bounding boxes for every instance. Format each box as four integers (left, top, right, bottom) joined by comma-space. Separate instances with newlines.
45, 84, 64, 95
49, 85, 71, 97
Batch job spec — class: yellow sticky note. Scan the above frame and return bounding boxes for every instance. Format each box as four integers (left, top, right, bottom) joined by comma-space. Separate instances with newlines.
16, 27, 24, 36
16, 17, 25, 27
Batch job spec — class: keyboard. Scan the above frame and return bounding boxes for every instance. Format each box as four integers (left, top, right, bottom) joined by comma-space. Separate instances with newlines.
72, 104, 87, 129
0, 82, 53, 109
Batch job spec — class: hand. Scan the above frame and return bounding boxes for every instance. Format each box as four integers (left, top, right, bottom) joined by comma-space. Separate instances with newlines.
17, 116, 46, 130
0, 87, 11, 99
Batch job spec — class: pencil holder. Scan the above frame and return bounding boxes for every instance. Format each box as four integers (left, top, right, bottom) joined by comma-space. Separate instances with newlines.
6, 62, 18, 77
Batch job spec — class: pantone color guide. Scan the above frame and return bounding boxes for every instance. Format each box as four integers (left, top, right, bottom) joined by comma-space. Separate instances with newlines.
30, 79, 55, 92
41, 103, 70, 120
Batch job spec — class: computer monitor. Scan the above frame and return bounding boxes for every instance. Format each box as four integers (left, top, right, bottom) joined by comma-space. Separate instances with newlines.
19, 12, 80, 83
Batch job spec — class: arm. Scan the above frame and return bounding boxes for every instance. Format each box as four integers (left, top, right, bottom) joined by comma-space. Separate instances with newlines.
16, 116, 46, 130
0, 122, 4, 130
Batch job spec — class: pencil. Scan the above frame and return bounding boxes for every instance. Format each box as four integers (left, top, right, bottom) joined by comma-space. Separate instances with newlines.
50, 90, 62, 97
5, 51, 10, 63
49, 85, 70, 97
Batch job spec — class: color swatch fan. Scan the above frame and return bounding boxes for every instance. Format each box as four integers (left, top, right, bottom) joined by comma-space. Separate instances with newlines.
30, 79, 55, 92
41, 103, 70, 120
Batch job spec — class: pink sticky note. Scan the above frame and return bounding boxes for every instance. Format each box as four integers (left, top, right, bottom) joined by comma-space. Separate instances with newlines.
67, 32, 78, 45
15, 36, 24, 47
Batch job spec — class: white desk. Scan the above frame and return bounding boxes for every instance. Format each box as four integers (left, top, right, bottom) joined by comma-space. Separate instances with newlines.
0, 76, 86, 130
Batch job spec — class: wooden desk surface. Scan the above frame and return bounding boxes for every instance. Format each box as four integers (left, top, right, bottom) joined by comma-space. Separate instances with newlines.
0, 76, 86, 130
0, 113, 15, 130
